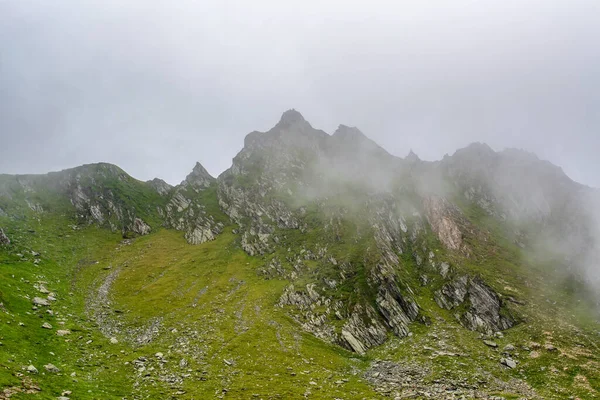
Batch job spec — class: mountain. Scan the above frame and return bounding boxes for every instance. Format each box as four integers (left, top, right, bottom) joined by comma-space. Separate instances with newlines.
0, 110, 599, 399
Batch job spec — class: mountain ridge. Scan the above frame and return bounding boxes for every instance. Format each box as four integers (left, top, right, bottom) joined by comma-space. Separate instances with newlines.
0, 110, 599, 399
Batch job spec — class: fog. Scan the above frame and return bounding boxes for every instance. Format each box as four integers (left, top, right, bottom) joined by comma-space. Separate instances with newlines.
1, 0, 599, 188
1, 0, 599, 294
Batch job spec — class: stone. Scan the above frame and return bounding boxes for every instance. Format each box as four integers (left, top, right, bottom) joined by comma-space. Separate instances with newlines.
56, 330, 71, 336
500, 357, 517, 369
44, 363, 60, 373
341, 329, 367, 355
42, 322, 53, 329
484, 340, 498, 348
27, 365, 38, 374
32, 297, 50, 307
110, 337, 118, 344
38, 285, 50, 294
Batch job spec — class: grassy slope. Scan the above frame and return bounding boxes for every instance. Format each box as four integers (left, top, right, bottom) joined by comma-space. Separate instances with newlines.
0, 211, 380, 399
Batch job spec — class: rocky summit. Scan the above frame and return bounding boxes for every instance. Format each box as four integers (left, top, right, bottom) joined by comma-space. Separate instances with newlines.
0, 110, 599, 399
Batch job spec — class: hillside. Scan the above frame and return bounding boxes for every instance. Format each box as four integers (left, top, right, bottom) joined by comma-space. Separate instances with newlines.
0, 110, 599, 399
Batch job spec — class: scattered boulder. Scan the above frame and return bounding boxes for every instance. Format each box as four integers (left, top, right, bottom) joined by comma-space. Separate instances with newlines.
544, 343, 557, 351
504, 344, 516, 352
110, 337, 119, 344
529, 351, 540, 359
500, 357, 517, 369
42, 322, 53, 329
484, 340, 498, 348
44, 363, 60, 373
37, 285, 50, 294
56, 330, 71, 336
32, 297, 50, 307
27, 365, 38, 374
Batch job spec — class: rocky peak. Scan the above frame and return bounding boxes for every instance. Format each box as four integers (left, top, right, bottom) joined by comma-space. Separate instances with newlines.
183, 162, 215, 189
406, 149, 421, 163
332, 125, 381, 150
332, 124, 364, 138
64, 163, 129, 181
147, 178, 173, 196
447, 142, 497, 167
330, 124, 393, 164
241, 110, 328, 153
276, 109, 309, 129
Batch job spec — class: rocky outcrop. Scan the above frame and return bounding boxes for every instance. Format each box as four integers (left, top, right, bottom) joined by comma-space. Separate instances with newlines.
184, 226, 217, 245
340, 305, 388, 354
278, 284, 339, 343
279, 283, 391, 354
371, 262, 420, 338
435, 275, 515, 333
159, 162, 224, 245
423, 196, 465, 252
131, 218, 151, 236
0, 228, 9, 245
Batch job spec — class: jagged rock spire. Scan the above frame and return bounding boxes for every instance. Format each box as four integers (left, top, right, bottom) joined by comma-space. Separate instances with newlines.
406, 149, 420, 162
183, 162, 215, 189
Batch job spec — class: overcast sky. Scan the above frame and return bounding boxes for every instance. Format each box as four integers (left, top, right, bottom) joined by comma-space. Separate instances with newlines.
1, 0, 599, 186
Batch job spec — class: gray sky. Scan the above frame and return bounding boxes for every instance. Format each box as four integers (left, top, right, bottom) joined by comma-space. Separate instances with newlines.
1, 0, 599, 186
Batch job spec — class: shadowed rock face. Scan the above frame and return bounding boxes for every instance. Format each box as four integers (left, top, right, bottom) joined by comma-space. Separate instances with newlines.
0, 228, 9, 245
435, 275, 515, 333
